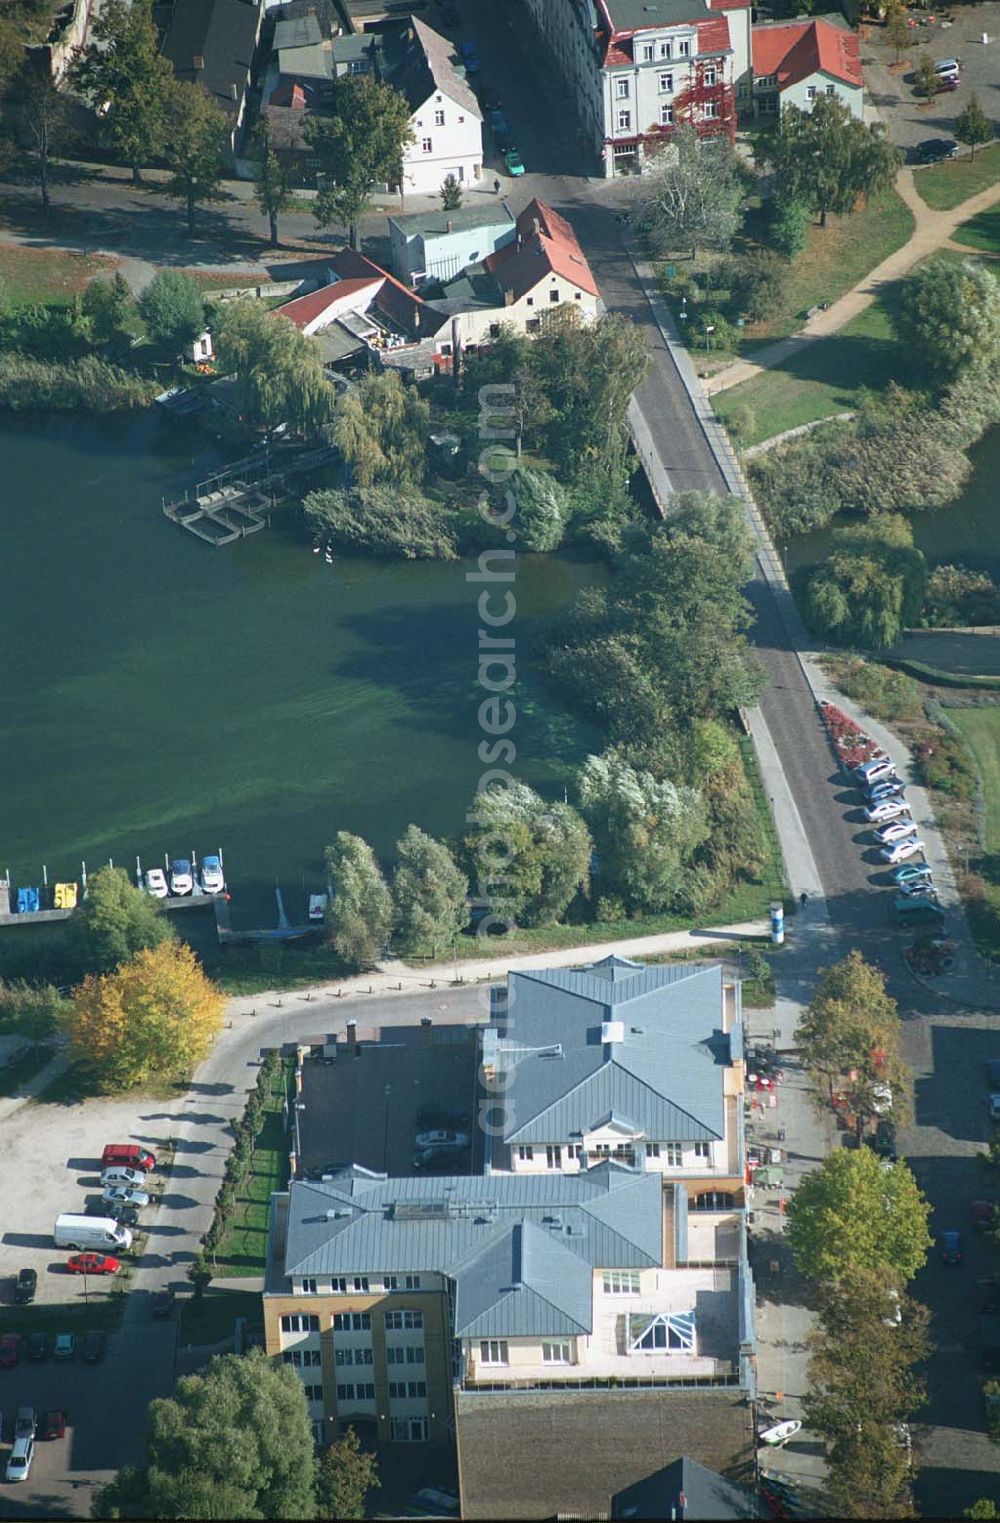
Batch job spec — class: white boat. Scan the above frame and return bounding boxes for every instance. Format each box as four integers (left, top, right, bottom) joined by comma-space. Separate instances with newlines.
758, 1420, 801, 1448
308, 893, 328, 922
169, 858, 194, 896
144, 867, 168, 899
200, 853, 225, 895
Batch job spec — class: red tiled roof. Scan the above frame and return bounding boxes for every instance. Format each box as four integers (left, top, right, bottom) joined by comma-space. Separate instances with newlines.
270, 79, 308, 109
752, 19, 862, 90
710, 0, 751, 10
485, 197, 599, 303
276, 248, 447, 340
277, 277, 379, 330
696, 16, 733, 54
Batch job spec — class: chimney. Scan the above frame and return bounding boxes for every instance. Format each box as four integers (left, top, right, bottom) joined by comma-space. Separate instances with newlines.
346, 1020, 358, 1057
532, 216, 541, 239
231, 82, 238, 102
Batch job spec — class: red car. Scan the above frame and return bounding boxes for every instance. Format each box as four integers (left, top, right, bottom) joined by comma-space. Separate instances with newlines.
66, 1253, 120, 1277
0, 1333, 21, 1368
41, 1411, 66, 1440
972, 1201, 996, 1231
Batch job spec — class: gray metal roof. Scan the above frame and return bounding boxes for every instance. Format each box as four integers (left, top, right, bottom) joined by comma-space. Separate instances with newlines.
281, 1164, 665, 1336
612, 1455, 761, 1520
389, 205, 516, 240
495, 960, 733, 1145
380, 17, 481, 119
277, 42, 332, 80
604, 0, 714, 32
273, 14, 321, 50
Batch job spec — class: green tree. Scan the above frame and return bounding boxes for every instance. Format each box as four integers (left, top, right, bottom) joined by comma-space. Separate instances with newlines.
826, 1422, 916, 1519
92, 1349, 316, 1520
804, 513, 926, 650
307, 74, 414, 248
138, 269, 205, 352
578, 751, 708, 914
787, 1147, 932, 1284
17, 66, 65, 215
884, 2, 912, 63
186, 1252, 212, 1301
82, 273, 134, 349
915, 52, 940, 100
255, 120, 292, 247
533, 307, 650, 478
952, 96, 992, 163
966, 1503, 1000, 1519
797, 949, 906, 1121
71, 0, 173, 185
213, 298, 334, 435
466, 782, 591, 928
325, 832, 393, 970
762, 94, 902, 227
335, 370, 430, 487
768, 193, 809, 260
503, 465, 568, 551
317, 1425, 379, 1521
304, 484, 455, 559
893, 258, 1000, 386
440, 173, 462, 210
640, 124, 746, 257
392, 824, 469, 957
71, 864, 174, 975
163, 80, 228, 236
718, 248, 788, 322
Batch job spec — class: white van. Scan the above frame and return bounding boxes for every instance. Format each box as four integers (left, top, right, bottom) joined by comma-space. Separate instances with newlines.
53, 1213, 132, 1252
6, 1434, 34, 1483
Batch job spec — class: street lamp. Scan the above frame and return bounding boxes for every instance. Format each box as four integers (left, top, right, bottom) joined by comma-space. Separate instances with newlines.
382, 1084, 392, 1172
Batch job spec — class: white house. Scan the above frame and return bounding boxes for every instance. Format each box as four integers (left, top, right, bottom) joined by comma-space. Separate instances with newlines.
521, 0, 752, 176
382, 18, 484, 196
751, 18, 863, 119
389, 204, 517, 286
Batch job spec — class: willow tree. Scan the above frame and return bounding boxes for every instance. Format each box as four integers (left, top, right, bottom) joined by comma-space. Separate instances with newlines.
213, 298, 334, 436
334, 370, 430, 487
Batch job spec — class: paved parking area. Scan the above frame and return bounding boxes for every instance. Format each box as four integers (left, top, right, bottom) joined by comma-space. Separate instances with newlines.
862, 5, 1000, 152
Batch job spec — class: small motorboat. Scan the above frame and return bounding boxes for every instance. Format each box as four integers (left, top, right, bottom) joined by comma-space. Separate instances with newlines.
758, 1419, 801, 1448
144, 867, 168, 899
308, 893, 328, 922
200, 853, 225, 895
169, 858, 194, 896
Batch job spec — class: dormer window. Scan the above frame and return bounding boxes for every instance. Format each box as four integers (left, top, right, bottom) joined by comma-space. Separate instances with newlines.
659, 40, 672, 60
641, 41, 654, 62
678, 38, 690, 57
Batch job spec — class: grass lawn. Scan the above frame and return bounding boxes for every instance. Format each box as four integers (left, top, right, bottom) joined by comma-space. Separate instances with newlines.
913, 145, 1000, 211
0, 245, 118, 307
213, 1094, 290, 1278
947, 707, 1000, 958
952, 204, 1000, 255
180, 1287, 263, 1348
715, 300, 902, 446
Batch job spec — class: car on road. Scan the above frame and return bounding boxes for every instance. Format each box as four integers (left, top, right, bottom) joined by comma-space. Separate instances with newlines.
5, 1434, 33, 1483
82, 1329, 106, 1364
53, 1333, 76, 1360
152, 1289, 176, 1318
894, 862, 933, 887
915, 137, 959, 164
14, 1267, 37, 1304
103, 1183, 150, 1208
67, 1253, 120, 1276
414, 1129, 470, 1150
989, 1094, 1000, 1122
459, 40, 480, 73
413, 1144, 468, 1172
940, 1228, 963, 1264
875, 818, 918, 845
972, 1201, 996, 1231
0, 1333, 21, 1368
40, 1410, 66, 1441
881, 837, 925, 864
503, 146, 525, 176
27, 1332, 47, 1361
865, 799, 911, 823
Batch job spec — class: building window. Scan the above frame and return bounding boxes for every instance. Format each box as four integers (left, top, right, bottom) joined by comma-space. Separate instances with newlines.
406, 1346, 425, 1365
480, 1339, 509, 1364
659, 40, 672, 60
353, 1277, 370, 1293
826, 83, 836, 95
422, 137, 433, 152
694, 1141, 711, 1160
517, 1145, 534, 1161
641, 42, 654, 62
526, 296, 534, 307
301, 1278, 318, 1294
617, 109, 631, 132
385, 1310, 424, 1330
694, 1189, 736, 1210
526, 317, 541, 332
806, 86, 816, 101
756, 74, 777, 90
542, 1342, 571, 1363
567, 1144, 583, 1160
332, 1278, 347, 1294
549, 289, 560, 303
545, 1144, 562, 1168
603, 1271, 640, 1295
283, 1349, 322, 1367
390, 1418, 429, 1442
489, 323, 501, 340
312, 1421, 324, 1446
337, 1384, 354, 1401
405, 1275, 422, 1291
333, 1312, 371, 1332
703, 101, 719, 120
678, 39, 690, 57
647, 1143, 661, 1158
658, 72, 673, 94
660, 1142, 681, 1166
616, 77, 630, 99
334, 1348, 354, 1366
304, 1384, 323, 1402
386, 1347, 404, 1365
408, 1380, 427, 1398
658, 103, 674, 126
435, 109, 445, 126
280, 1314, 319, 1333
574, 291, 582, 300
388, 1381, 406, 1399
630, 1311, 696, 1353
383, 1275, 398, 1291
703, 67, 716, 87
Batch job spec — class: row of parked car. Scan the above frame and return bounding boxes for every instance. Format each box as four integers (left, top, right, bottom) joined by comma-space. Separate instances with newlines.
853, 755, 943, 921
3, 1406, 66, 1484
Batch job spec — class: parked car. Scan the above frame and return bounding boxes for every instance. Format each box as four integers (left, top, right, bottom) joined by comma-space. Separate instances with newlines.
503, 146, 525, 176
14, 1267, 37, 1304
5, 1434, 33, 1483
867, 1120, 898, 1163
101, 1165, 148, 1188
875, 818, 918, 845
40, 1410, 66, 1441
881, 837, 925, 864
488, 108, 512, 147
15, 1407, 35, 1438
916, 137, 959, 164
934, 74, 960, 92
971, 1200, 996, 1231
414, 1129, 470, 1150
86, 1196, 139, 1227
940, 1228, 963, 1264
0, 1333, 21, 1368
866, 779, 905, 801
413, 1144, 468, 1172
988, 1058, 1000, 1086
459, 40, 480, 72
894, 862, 933, 886
865, 799, 911, 823
102, 1143, 156, 1172
934, 56, 961, 78
53, 1333, 76, 1360
67, 1253, 120, 1277
103, 1184, 150, 1209
27, 1332, 47, 1362
898, 880, 937, 899
855, 756, 895, 784
82, 1329, 106, 1364
989, 1094, 1000, 1122
152, 1289, 176, 1318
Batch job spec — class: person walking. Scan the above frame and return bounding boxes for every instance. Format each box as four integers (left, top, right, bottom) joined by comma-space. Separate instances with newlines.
493, 177, 501, 195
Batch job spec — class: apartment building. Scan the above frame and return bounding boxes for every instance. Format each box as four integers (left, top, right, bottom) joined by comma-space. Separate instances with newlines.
521, 0, 752, 176
380, 18, 484, 195
482, 956, 745, 1201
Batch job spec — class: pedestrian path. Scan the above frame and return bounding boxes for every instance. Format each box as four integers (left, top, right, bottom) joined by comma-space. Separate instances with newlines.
705, 168, 1000, 396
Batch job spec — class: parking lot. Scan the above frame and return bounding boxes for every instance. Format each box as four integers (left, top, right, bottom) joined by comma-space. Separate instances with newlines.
862, 4, 1000, 154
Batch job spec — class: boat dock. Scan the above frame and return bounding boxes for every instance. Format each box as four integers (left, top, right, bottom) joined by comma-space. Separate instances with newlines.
162, 445, 340, 547
213, 886, 316, 945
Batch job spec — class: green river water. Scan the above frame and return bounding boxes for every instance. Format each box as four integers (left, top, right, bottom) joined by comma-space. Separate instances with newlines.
0, 412, 598, 927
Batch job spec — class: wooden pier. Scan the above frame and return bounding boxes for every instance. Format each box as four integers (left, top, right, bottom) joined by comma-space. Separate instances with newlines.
162, 445, 340, 547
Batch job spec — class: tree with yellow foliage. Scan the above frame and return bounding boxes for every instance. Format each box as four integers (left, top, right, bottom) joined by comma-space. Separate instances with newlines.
70, 942, 224, 1092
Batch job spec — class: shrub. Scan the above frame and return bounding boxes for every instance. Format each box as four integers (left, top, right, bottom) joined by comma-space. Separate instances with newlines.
923, 564, 1000, 628
719, 249, 789, 323
138, 269, 206, 351
913, 733, 976, 800
767, 194, 809, 260
0, 352, 155, 411
826, 655, 921, 722
303, 485, 457, 560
